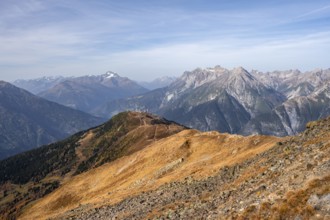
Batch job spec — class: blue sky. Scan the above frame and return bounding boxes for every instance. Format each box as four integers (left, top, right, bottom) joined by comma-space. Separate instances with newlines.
1, 0, 330, 81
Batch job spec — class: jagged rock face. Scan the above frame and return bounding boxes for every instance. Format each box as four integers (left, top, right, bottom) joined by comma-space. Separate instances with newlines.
0, 81, 104, 160
243, 80, 330, 136
162, 67, 284, 113
253, 68, 330, 98
96, 67, 330, 136
37, 72, 149, 113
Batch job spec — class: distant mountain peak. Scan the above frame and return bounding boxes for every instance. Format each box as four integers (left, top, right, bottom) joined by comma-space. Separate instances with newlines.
230, 66, 256, 82
139, 76, 177, 90
290, 69, 301, 74
180, 66, 229, 89
38, 75, 65, 81
38, 71, 148, 113
103, 71, 119, 79
232, 66, 247, 72
0, 80, 20, 90
12, 76, 67, 94
0, 80, 8, 85
206, 65, 228, 73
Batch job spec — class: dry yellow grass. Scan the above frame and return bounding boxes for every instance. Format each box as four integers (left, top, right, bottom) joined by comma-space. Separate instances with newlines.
19, 130, 281, 220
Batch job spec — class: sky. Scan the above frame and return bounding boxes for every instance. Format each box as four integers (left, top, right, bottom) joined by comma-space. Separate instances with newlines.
0, 0, 330, 81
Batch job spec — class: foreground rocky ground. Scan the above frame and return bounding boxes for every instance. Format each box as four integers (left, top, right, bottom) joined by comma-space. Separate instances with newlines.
55, 117, 330, 220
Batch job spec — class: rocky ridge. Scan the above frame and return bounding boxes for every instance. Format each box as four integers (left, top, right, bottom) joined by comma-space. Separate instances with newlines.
96, 66, 330, 136
253, 68, 330, 99
243, 79, 330, 136
55, 116, 330, 220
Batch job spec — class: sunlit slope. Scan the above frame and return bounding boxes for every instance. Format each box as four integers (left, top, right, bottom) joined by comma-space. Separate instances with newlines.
0, 111, 185, 219
20, 128, 280, 219
54, 116, 329, 220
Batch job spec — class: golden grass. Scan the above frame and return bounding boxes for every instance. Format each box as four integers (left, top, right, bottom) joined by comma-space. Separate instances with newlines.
18, 130, 281, 220
239, 175, 330, 220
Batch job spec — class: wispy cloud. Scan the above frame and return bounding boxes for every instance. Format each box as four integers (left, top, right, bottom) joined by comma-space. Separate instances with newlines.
0, 0, 329, 81
297, 4, 330, 19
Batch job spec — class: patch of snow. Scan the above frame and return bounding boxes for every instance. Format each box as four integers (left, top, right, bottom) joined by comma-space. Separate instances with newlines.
106, 73, 116, 78
208, 93, 217, 101
166, 93, 174, 101
104, 71, 118, 79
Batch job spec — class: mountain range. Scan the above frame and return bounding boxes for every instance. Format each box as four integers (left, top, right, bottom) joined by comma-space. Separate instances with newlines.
96, 66, 330, 136
13, 73, 175, 115
1, 111, 329, 219
0, 81, 104, 159
242, 80, 330, 136
138, 76, 177, 90
12, 76, 67, 94
36, 72, 149, 114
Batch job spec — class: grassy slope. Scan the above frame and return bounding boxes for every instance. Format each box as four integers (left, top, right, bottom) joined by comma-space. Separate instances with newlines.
21, 117, 330, 220
20, 130, 280, 219
0, 112, 185, 219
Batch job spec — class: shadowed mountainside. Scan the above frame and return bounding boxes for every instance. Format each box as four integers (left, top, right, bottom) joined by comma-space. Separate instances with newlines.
0, 81, 104, 159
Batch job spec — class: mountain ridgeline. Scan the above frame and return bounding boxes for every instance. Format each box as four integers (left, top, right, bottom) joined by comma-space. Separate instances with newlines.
1, 112, 329, 219
138, 76, 177, 90
11, 67, 330, 137
95, 66, 330, 136
0, 112, 186, 218
0, 81, 104, 160
36, 72, 149, 114
12, 76, 67, 94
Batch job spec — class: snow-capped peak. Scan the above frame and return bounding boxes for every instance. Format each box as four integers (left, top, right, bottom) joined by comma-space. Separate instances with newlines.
104, 71, 119, 79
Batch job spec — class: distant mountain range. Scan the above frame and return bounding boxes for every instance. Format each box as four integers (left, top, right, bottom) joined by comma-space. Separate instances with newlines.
95, 66, 330, 136
30, 72, 149, 114
13, 74, 175, 95
12, 76, 67, 94
138, 76, 177, 90
12, 73, 175, 114
11, 67, 330, 136
0, 81, 104, 159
